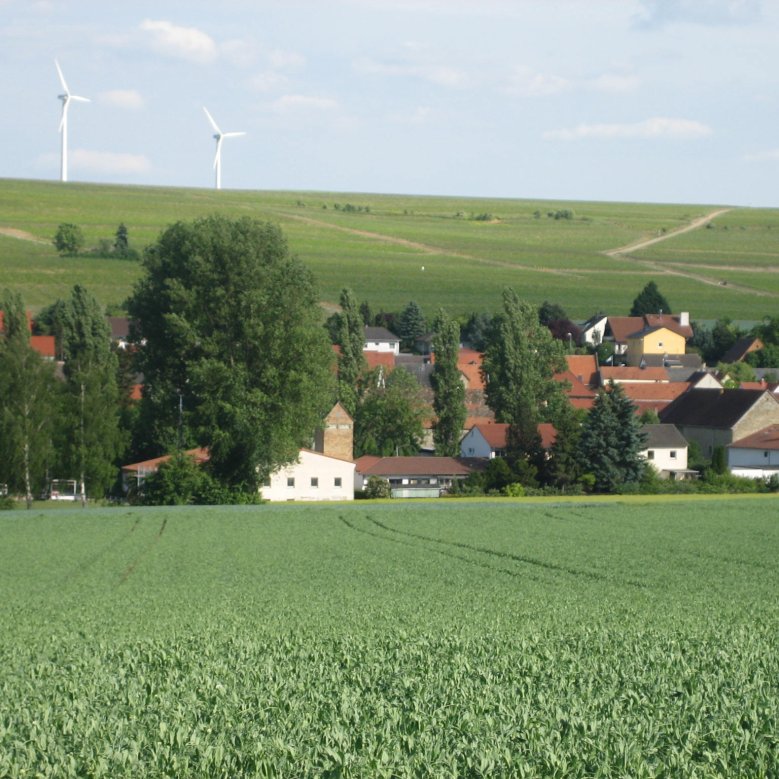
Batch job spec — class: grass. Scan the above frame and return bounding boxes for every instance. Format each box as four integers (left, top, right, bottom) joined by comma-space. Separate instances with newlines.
2, 178, 778, 318
1, 498, 777, 776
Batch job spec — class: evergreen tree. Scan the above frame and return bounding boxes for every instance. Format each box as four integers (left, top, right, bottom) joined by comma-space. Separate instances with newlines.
0, 290, 58, 508
398, 300, 426, 352
114, 223, 129, 257
630, 281, 671, 316
430, 309, 466, 456
58, 285, 125, 499
127, 215, 334, 493
334, 288, 366, 416
546, 407, 583, 490
578, 382, 646, 492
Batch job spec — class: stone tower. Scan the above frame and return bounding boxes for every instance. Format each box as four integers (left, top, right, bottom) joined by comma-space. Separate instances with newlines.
314, 402, 354, 461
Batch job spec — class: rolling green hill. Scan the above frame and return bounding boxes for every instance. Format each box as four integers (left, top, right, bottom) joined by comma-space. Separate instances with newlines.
1, 178, 778, 319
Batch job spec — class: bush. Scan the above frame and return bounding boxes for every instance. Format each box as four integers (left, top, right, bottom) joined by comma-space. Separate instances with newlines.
364, 476, 391, 499
502, 483, 525, 497
53, 223, 85, 255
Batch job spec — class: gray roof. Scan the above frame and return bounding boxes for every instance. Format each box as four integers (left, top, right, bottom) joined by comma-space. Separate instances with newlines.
364, 326, 399, 342
642, 423, 687, 449
660, 388, 774, 428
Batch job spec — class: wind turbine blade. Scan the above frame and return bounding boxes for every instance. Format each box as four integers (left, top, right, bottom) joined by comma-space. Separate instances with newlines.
203, 106, 221, 134
223, 131, 246, 138
58, 101, 69, 133
70, 95, 90, 103
55, 59, 70, 94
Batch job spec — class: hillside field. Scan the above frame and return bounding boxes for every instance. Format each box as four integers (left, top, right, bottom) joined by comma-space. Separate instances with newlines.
1, 497, 777, 776
1, 178, 779, 319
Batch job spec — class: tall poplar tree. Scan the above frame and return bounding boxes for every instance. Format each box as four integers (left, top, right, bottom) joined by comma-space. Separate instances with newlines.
481, 288, 567, 473
334, 287, 366, 416
58, 285, 125, 499
0, 290, 58, 508
430, 309, 466, 456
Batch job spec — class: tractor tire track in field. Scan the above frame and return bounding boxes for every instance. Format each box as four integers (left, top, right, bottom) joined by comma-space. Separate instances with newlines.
119, 517, 167, 586
338, 514, 554, 585
275, 211, 577, 277
364, 515, 649, 588
60, 515, 142, 587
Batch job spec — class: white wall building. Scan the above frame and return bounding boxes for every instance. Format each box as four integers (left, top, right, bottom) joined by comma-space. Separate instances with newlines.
261, 449, 355, 502
727, 424, 779, 480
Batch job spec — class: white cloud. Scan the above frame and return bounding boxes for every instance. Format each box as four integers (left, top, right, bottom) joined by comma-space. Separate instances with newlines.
506, 67, 571, 97
267, 49, 306, 71
544, 117, 713, 141
99, 90, 144, 110
70, 150, 152, 175
635, 0, 761, 27
586, 73, 641, 93
250, 71, 290, 93
355, 57, 468, 88
744, 148, 779, 162
272, 95, 338, 112
140, 19, 217, 64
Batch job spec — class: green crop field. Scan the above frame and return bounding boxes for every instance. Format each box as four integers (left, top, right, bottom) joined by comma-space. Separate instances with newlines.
1, 178, 778, 319
1, 497, 777, 777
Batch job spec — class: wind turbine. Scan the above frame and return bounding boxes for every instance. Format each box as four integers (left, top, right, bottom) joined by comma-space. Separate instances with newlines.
203, 107, 246, 190
55, 60, 90, 183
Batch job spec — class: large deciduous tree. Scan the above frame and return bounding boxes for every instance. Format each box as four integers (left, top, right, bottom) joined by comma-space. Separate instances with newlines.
127, 215, 334, 493
481, 288, 567, 472
0, 290, 58, 507
430, 309, 466, 456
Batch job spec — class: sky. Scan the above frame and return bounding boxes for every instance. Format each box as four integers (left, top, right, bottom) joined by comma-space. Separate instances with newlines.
1, 0, 778, 206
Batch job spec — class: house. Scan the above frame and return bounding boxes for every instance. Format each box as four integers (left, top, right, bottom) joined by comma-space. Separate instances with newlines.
0, 310, 56, 360
260, 449, 355, 501
625, 326, 687, 368
727, 424, 779, 480
578, 314, 608, 347
640, 424, 693, 479
459, 422, 557, 459
620, 382, 691, 416
354, 455, 478, 498
605, 312, 692, 360
553, 354, 598, 411
364, 326, 400, 355
659, 388, 779, 457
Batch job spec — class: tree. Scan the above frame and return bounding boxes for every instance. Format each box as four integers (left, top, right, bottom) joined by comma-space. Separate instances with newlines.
354, 367, 426, 457
430, 309, 466, 456
538, 300, 568, 326
577, 382, 646, 493
0, 290, 59, 508
717, 361, 756, 388
481, 288, 567, 474
53, 223, 85, 256
630, 281, 671, 317
114, 223, 129, 257
333, 288, 366, 416
397, 300, 426, 352
460, 311, 493, 351
57, 285, 125, 500
127, 215, 335, 493
546, 407, 584, 490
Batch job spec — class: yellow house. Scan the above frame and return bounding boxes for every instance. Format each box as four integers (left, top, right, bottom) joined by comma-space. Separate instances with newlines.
626, 326, 686, 367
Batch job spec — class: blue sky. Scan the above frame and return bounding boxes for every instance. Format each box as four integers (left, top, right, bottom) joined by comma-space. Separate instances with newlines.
1, 0, 777, 206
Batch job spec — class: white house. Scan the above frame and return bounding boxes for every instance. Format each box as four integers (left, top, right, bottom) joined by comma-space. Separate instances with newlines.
640, 424, 693, 479
459, 422, 556, 459
727, 424, 779, 480
578, 314, 607, 347
261, 448, 355, 501
354, 456, 476, 498
364, 326, 400, 355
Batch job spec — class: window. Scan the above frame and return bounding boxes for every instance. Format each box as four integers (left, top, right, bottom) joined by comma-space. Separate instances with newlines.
262, 477, 271, 487
311, 477, 319, 487
670, 451, 677, 459
334, 477, 342, 487
647, 450, 655, 460
287, 477, 295, 487
765, 451, 770, 458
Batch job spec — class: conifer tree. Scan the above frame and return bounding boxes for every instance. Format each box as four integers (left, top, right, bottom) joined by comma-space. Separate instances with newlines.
398, 300, 427, 352
630, 281, 671, 316
334, 288, 366, 416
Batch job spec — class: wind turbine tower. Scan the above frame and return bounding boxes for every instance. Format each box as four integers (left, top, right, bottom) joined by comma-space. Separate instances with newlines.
55, 60, 90, 183
203, 107, 246, 190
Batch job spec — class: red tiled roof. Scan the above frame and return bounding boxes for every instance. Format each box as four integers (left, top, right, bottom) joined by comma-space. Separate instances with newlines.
30, 335, 55, 359
607, 316, 645, 344
470, 421, 557, 450
122, 447, 210, 474
644, 314, 693, 339
730, 424, 779, 450
457, 348, 485, 391
564, 354, 598, 387
364, 351, 396, 371
357, 456, 475, 477
555, 369, 597, 398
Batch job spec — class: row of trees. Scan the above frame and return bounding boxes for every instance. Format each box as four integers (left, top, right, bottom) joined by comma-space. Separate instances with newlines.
54, 222, 139, 260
